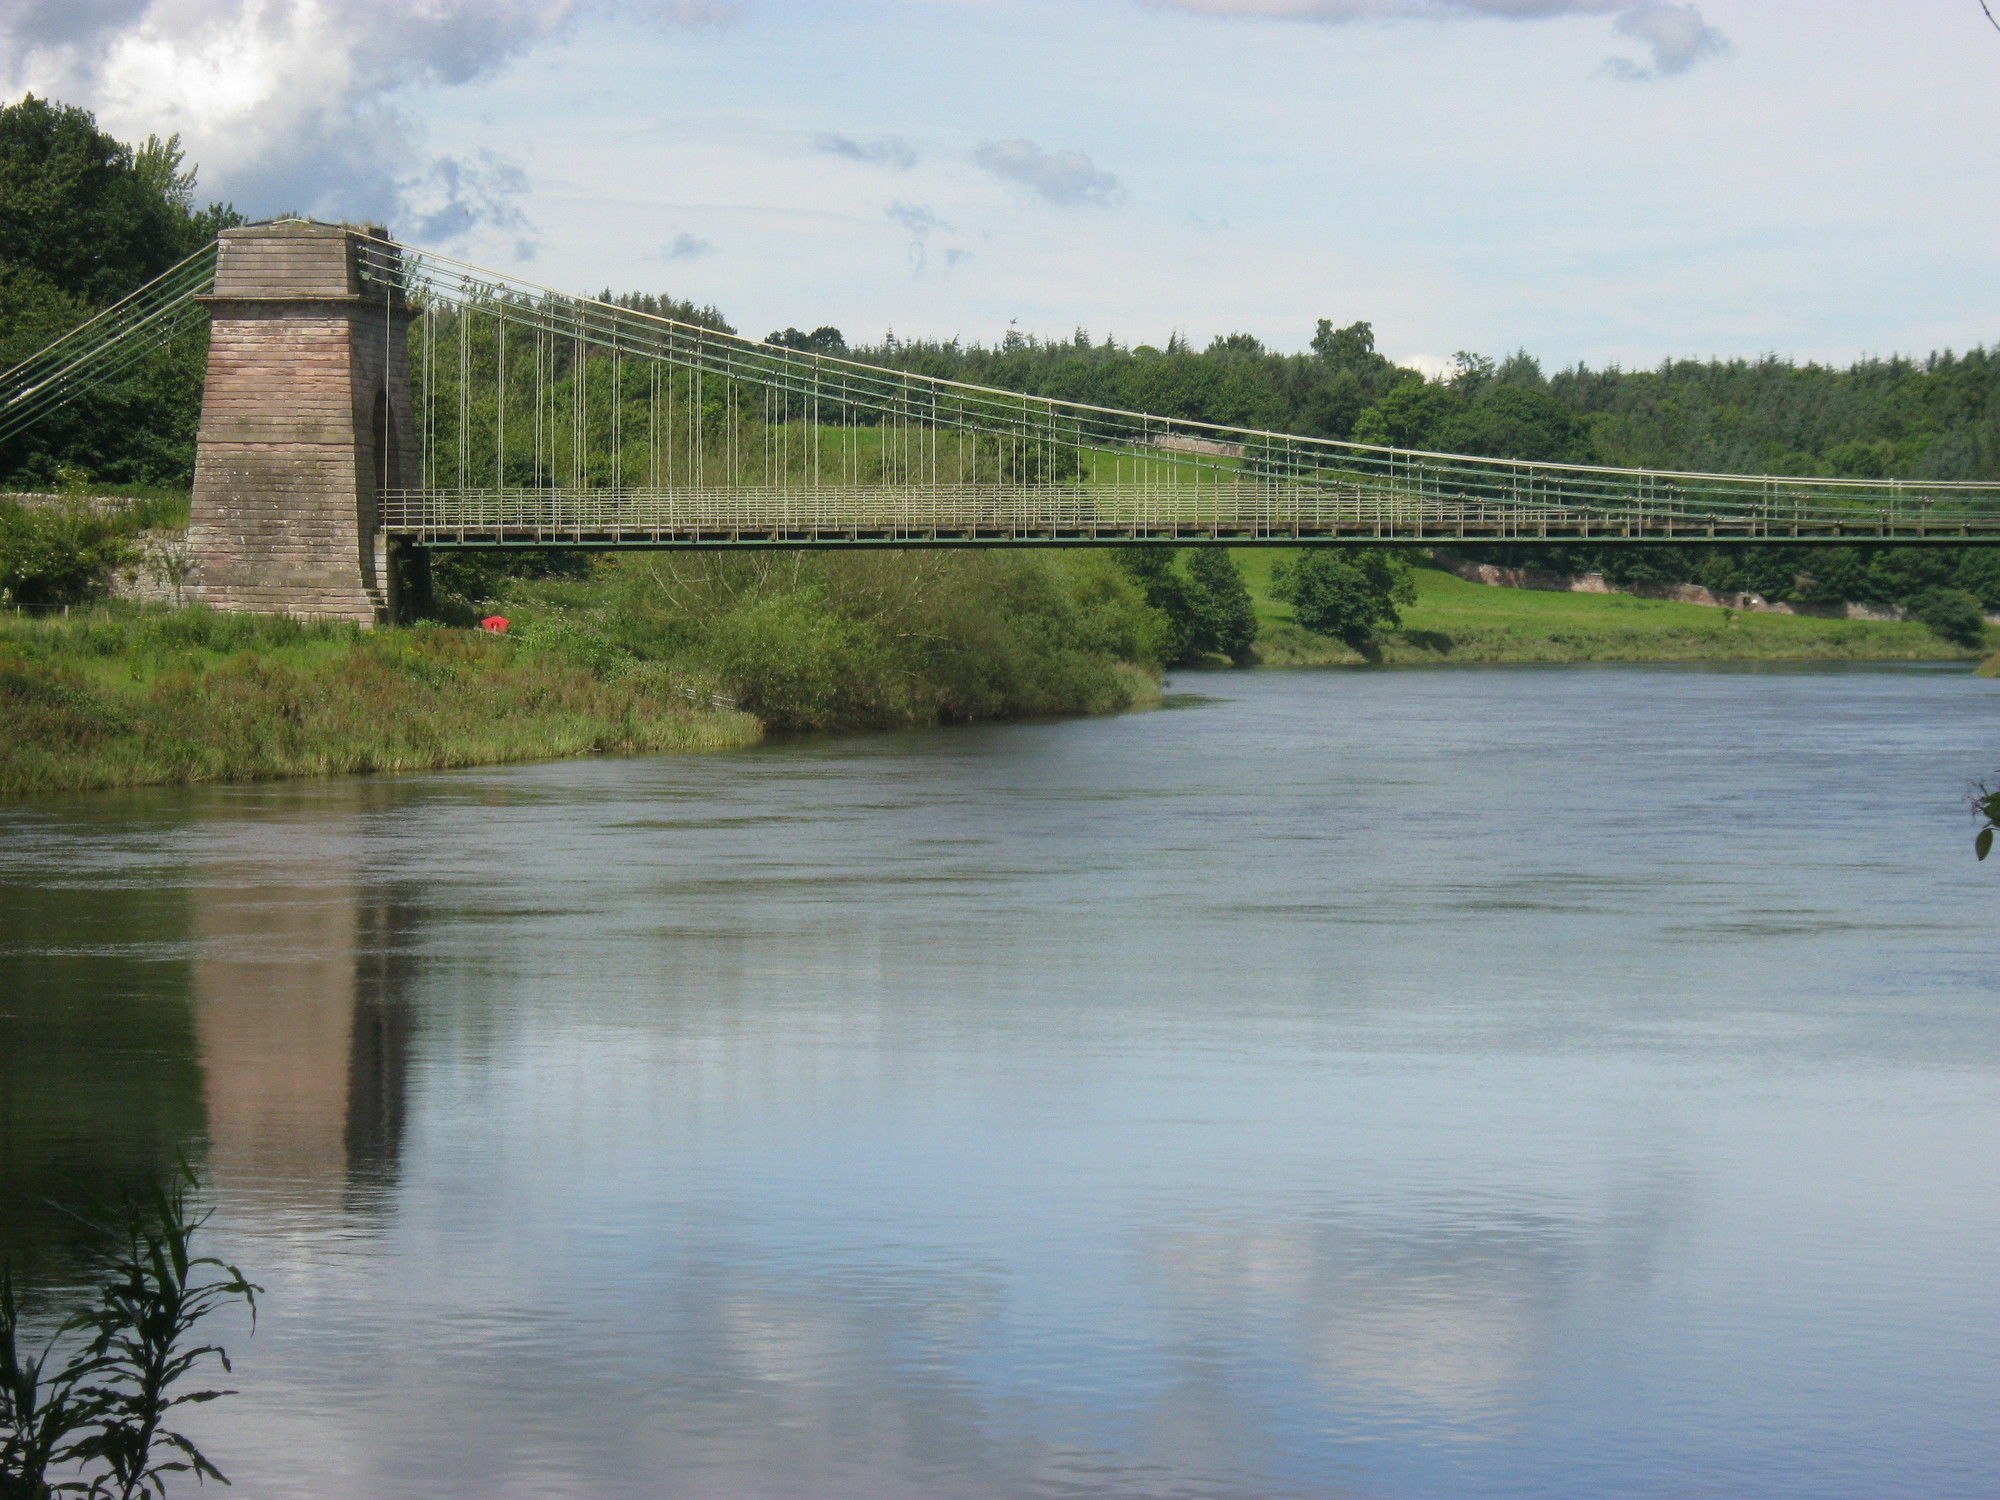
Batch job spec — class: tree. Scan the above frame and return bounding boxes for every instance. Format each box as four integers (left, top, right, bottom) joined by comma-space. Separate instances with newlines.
767, 325, 846, 354
1827, 438, 1897, 479
1448, 351, 1496, 395
0, 97, 243, 490
1951, 548, 2000, 610
1184, 547, 1258, 663
1114, 547, 1262, 664
1909, 587, 1988, 648
1436, 384, 1594, 463
1115, 548, 1202, 663
1311, 319, 1390, 381
0, 97, 190, 304
1353, 378, 1457, 450
1272, 549, 1417, 654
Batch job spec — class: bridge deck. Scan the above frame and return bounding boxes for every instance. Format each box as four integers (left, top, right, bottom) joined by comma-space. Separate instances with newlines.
381, 486, 2000, 549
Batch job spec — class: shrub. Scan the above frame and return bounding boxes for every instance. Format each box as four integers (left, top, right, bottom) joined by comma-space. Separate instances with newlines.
1272, 548, 1416, 653
0, 499, 136, 606
1909, 587, 1988, 648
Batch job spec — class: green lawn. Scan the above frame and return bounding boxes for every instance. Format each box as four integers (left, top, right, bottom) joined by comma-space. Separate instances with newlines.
1233, 549, 1973, 665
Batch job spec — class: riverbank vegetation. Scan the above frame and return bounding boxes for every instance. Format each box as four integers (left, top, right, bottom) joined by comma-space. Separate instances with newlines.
1236, 553, 1977, 666
0, 549, 1170, 796
442, 548, 1164, 729
1, 553, 1974, 800
0, 608, 760, 796
2, 539, 1969, 799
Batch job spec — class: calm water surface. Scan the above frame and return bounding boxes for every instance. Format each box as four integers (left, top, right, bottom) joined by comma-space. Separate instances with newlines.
3, 663, 1998, 1499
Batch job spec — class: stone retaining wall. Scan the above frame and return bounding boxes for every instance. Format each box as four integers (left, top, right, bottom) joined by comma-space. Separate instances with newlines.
120, 528, 198, 607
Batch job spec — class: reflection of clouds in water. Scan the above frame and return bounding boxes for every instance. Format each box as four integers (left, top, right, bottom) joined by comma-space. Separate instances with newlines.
176, 859, 1694, 1497
12, 668, 2000, 1498
1146, 1212, 1575, 1427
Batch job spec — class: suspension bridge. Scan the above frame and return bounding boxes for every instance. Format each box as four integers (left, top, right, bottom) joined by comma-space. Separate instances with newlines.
5, 219, 1999, 623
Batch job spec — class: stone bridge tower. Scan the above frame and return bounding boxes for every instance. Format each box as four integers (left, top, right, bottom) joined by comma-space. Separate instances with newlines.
187, 221, 419, 624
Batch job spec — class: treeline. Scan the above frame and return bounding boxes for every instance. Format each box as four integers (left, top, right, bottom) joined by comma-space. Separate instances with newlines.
849, 329, 2000, 482
0, 95, 239, 489
848, 326, 2000, 615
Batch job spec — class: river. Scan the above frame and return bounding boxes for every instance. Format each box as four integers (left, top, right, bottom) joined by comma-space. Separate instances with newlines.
3, 662, 1997, 1499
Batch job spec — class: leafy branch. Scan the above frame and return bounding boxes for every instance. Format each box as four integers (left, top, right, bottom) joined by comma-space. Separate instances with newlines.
0, 1163, 259, 1499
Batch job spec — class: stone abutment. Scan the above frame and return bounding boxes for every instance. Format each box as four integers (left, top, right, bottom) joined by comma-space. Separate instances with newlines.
187, 221, 420, 624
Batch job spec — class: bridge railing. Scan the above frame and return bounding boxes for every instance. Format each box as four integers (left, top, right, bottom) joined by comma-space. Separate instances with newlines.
378, 483, 2000, 546
350, 234, 2000, 540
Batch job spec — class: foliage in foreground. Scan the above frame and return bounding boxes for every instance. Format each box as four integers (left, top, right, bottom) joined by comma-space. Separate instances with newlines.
0, 1164, 257, 1499
1976, 789, 1999, 864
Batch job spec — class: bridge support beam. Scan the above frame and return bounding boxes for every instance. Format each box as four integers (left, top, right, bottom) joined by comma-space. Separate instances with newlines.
187, 221, 417, 624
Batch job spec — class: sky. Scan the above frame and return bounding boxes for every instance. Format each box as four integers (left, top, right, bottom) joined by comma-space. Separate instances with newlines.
2, 0, 1996, 369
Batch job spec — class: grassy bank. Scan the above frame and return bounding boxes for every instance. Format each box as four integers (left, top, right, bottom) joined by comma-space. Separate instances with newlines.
0, 550, 1163, 797
0, 609, 762, 796
1234, 551, 1975, 666
4, 542, 1969, 800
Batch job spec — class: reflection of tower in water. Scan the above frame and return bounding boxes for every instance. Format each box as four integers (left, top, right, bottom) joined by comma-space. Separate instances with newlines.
194, 869, 419, 1213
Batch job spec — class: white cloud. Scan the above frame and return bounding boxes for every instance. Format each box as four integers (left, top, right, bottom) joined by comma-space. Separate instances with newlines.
657, 232, 714, 261
973, 139, 1124, 208
1603, 3, 1726, 80
1140, 0, 1727, 78
0, 0, 735, 227
404, 150, 531, 243
814, 132, 919, 169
